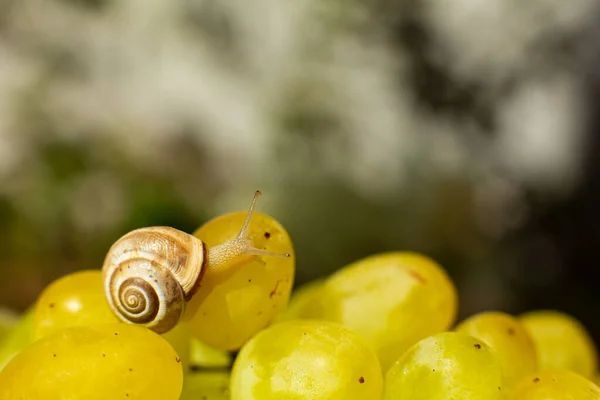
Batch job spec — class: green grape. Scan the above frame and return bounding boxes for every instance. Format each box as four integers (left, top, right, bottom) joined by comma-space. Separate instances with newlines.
520, 310, 598, 379
230, 319, 383, 400
190, 337, 232, 369
33, 269, 191, 370
181, 371, 230, 400
275, 278, 325, 322
383, 332, 504, 400
317, 252, 458, 371
0, 323, 183, 400
508, 369, 600, 399
185, 210, 295, 351
455, 311, 537, 389
0, 308, 35, 371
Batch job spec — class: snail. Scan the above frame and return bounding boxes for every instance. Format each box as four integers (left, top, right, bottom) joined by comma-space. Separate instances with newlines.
101, 190, 289, 334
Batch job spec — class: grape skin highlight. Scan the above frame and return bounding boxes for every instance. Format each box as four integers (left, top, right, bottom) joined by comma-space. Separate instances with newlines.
33, 270, 119, 340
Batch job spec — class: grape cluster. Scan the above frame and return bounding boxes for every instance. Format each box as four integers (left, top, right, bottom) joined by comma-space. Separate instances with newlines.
0, 205, 599, 399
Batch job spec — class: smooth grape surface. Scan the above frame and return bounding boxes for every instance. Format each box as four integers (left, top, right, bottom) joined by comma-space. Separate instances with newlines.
0, 308, 35, 371
275, 279, 325, 322
520, 310, 598, 379
33, 270, 119, 339
384, 332, 504, 400
181, 371, 230, 400
230, 319, 383, 400
455, 311, 537, 389
318, 252, 458, 371
508, 369, 600, 400
33, 269, 191, 370
186, 211, 295, 351
0, 323, 183, 400
161, 319, 192, 372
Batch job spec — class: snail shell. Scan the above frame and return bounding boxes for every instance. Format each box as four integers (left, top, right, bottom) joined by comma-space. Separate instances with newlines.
102, 227, 207, 334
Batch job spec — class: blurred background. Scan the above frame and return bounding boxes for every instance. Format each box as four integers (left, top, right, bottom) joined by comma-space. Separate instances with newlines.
0, 0, 599, 342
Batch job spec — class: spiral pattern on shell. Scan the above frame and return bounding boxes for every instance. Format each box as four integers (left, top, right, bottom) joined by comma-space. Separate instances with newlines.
118, 277, 160, 324
102, 227, 207, 334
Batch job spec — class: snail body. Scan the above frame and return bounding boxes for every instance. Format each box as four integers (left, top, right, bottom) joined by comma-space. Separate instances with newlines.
102, 191, 289, 334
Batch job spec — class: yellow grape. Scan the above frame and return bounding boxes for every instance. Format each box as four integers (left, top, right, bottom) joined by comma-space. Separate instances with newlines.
455, 311, 537, 389
0, 323, 183, 400
162, 320, 192, 372
33, 270, 118, 339
230, 319, 383, 400
520, 310, 598, 378
186, 211, 295, 351
33, 269, 191, 370
190, 337, 232, 369
508, 369, 600, 400
318, 252, 458, 371
383, 332, 504, 400
0, 308, 35, 371
181, 371, 230, 400
275, 278, 325, 322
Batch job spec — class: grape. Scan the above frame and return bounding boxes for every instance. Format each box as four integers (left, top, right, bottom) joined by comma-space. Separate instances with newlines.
317, 252, 458, 371
33, 269, 191, 370
0, 308, 35, 371
0, 323, 183, 400
383, 332, 504, 400
455, 311, 537, 389
508, 369, 600, 400
181, 371, 230, 400
519, 310, 598, 378
162, 320, 192, 372
33, 270, 119, 340
275, 279, 325, 322
190, 337, 232, 369
185, 211, 295, 351
230, 319, 383, 400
